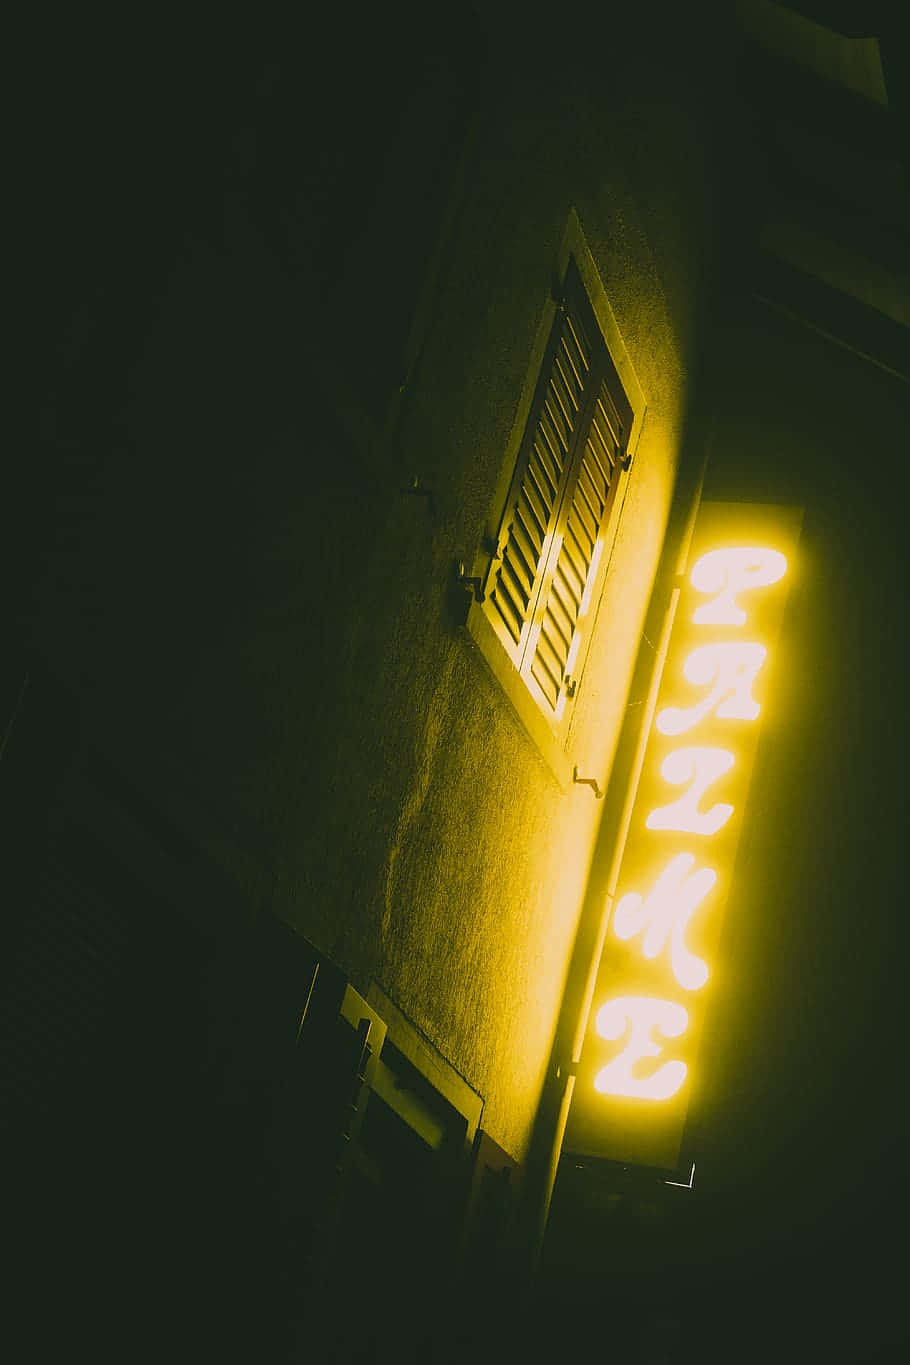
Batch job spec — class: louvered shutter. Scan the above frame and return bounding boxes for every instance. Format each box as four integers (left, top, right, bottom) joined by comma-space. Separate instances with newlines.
483, 297, 594, 664
481, 263, 632, 724
526, 366, 628, 718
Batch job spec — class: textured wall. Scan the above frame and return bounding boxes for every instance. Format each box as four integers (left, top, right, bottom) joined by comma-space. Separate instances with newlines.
27, 9, 714, 1164
328, 31, 712, 1158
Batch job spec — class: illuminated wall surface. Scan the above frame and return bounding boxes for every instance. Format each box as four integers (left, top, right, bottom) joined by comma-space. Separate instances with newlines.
564, 501, 803, 1170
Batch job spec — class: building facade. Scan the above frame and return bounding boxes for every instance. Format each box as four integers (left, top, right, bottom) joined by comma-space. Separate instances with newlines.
5, 3, 908, 1362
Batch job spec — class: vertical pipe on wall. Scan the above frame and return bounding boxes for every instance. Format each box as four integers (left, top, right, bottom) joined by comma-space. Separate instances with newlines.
525, 440, 710, 1271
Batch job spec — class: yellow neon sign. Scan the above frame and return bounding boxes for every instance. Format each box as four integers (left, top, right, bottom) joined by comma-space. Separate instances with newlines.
594, 997, 689, 1101
612, 853, 715, 992
690, 546, 787, 625
645, 746, 736, 836
655, 641, 766, 735
564, 502, 802, 1171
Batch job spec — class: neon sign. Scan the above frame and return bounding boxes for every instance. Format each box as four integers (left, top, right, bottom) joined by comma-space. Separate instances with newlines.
564, 502, 802, 1170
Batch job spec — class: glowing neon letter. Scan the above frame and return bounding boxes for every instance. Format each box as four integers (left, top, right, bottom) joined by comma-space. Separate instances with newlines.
646, 747, 735, 836
691, 547, 787, 626
594, 996, 688, 1100
613, 853, 716, 990
656, 642, 767, 736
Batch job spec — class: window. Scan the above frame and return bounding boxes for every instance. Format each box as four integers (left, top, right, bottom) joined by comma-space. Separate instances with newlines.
466, 216, 644, 782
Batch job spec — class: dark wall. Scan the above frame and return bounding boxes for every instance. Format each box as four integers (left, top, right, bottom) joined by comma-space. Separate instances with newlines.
9, 2, 719, 1165
693, 294, 910, 1359
6, 11, 733, 1359
542, 294, 910, 1365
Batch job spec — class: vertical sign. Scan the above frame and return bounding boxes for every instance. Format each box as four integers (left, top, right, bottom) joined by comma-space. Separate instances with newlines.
564, 501, 802, 1171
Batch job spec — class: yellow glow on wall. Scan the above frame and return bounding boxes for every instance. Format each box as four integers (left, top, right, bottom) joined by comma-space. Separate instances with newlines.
563, 502, 802, 1171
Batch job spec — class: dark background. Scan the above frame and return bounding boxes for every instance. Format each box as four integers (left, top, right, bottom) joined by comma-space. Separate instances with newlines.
7, 4, 910, 1362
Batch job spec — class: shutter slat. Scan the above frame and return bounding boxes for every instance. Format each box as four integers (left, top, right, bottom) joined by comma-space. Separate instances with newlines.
546, 577, 575, 638
550, 566, 581, 624
521, 468, 550, 540
595, 383, 624, 445
543, 394, 571, 454
557, 320, 589, 393
569, 485, 599, 550
581, 450, 608, 510
565, 313, 590, 373
588, 411, 618, 473
534, 421, 564, 493
574, 482, 602, 546
550, 368, 577, 432
535, 623, 565, 682
502, 543, 534, 609
531, 630, 564, 707
526, 450, 556, 529
491, 577, 525, 644
541, 599, 572, 660
553, 352, 582, 412
557, 534, 586, 601
551, 570, 582, 633
511, 512, 542, 586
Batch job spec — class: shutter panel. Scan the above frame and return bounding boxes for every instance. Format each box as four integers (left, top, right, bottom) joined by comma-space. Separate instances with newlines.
478, 260, 635, 733
483, 304, 593, 662
528, 369, 627, 717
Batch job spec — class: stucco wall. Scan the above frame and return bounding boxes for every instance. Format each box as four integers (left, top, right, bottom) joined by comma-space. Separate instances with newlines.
28, 12, 713, 1163
324, 28, 712, 1158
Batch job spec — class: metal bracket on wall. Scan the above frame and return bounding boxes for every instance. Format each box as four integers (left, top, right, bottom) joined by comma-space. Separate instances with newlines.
572, 766, 604, 799
555, 1056, 580, 1082
664, 1162, 696, 1191
456, 562, 485, 603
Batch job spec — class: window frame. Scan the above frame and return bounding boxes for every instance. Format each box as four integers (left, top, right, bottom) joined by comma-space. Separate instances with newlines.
465, 211, 646, 788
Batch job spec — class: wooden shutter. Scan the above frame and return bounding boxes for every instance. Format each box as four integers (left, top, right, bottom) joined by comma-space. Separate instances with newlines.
527, 365, 629, 718
483, 293, 594, 664
482, 264, 631, 723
